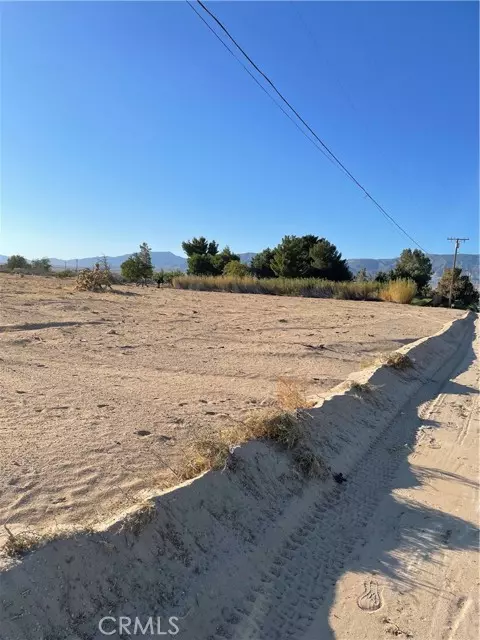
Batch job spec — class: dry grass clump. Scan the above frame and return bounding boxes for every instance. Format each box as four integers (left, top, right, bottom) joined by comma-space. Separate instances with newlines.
276, 377, 311, 411
75, 266, 113, 292
349, 381, 372, 394
385, 352, 414, 370
244, 409, 302, 449
379, 278, 417, 304
2, 525, 48, 558
181, 408, 325, 481
293, 447, 329, 479
181, 375, 325, 481
181, 436, 232, 481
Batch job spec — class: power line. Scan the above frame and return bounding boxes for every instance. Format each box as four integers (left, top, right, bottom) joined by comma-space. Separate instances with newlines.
186, 1, 342, 173
188, 0, 427, 252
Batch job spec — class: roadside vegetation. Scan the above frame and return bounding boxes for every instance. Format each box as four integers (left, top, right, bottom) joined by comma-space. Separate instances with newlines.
2, 237, 477, 308
172, 274, 421, 304
181, 378, 327, 481
173, 275, 382, 299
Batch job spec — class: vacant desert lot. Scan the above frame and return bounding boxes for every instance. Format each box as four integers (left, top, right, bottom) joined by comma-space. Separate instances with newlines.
0, 274, 462, 538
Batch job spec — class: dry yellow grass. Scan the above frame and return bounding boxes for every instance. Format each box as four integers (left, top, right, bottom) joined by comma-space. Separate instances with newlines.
181, 436, 232, 480
380, 279, 417, 304
2, 526, 48, 558
385, 352, 414, 370
180, 406, 327, 481
276, 377, 309, 411
244, 409, 302, 449
349, 381, 373, 394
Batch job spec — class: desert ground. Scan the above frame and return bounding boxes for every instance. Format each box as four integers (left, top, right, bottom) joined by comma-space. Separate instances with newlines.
0, 274, 464, 542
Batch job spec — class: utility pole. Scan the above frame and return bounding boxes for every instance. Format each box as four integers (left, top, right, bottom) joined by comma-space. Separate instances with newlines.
447, 237, 468, 308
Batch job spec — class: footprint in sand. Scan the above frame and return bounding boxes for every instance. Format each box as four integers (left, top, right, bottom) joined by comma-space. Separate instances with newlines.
357, 579, 383, 612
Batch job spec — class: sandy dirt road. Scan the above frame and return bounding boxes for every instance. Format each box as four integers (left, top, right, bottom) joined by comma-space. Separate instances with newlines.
323, 327, 479, 640
236, 320, 477, 640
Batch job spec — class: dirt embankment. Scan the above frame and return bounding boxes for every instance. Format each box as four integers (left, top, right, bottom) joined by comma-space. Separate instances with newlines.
0, 275, 463, 538
0, 292, 475, 639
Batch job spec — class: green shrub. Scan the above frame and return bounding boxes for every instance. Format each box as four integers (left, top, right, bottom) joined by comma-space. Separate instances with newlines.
154, 269, 184, 285
436, 268, 479, 308
55, 269, 76, 278
223, 261, 250, 277
31, 258, 52, 273
411, 298, 432, 307
121, 243, 153, 282
6, 255, 29, 270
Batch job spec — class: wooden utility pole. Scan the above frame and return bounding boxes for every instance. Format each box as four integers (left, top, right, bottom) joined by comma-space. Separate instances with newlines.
447, 237, 468, 308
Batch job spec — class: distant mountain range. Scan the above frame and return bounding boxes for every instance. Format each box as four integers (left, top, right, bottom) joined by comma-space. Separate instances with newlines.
1, 252, 478, 284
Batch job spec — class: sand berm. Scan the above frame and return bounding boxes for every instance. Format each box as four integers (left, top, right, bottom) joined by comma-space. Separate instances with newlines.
0, 311, 475, 640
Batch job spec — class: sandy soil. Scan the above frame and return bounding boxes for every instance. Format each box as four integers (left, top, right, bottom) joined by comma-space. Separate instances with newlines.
0, 274, 463, 539
0, 305, 475, 640
312, 321, 479, 640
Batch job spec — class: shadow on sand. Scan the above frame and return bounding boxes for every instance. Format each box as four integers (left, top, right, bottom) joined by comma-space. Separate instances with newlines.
263, 322, 478, 639
0, 320, 107, 332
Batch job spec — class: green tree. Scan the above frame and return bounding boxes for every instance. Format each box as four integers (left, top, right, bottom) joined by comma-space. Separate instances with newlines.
207, 240, 219, 256
436, 268, 479, 308
138, 242, 153, 278
392, 249, 432, 293
223, 260, 249, 277
181, 237, 219, 257
309, 239, 352, 281
250, 248, 275, 278
271, 236, 310, 278
213, 246, 240, 274
121, 255, 142, 281
182, 236, 208, 256
31, 258, 52, 272
6, 255, 29, 270
187, 253, 218, 276
120, 243, 153, 281
374, 271, 389, 284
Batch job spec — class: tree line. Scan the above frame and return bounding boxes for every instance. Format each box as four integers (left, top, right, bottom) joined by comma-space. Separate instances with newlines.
4, 238, 477, 308
3, 255, 52, 273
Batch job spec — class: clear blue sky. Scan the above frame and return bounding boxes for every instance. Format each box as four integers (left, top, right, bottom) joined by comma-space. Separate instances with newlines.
1, 1, 478, 260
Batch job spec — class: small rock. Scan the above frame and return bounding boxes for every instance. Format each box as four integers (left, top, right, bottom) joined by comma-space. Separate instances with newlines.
106, 329, 117, 335
135, 430, 151, 437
